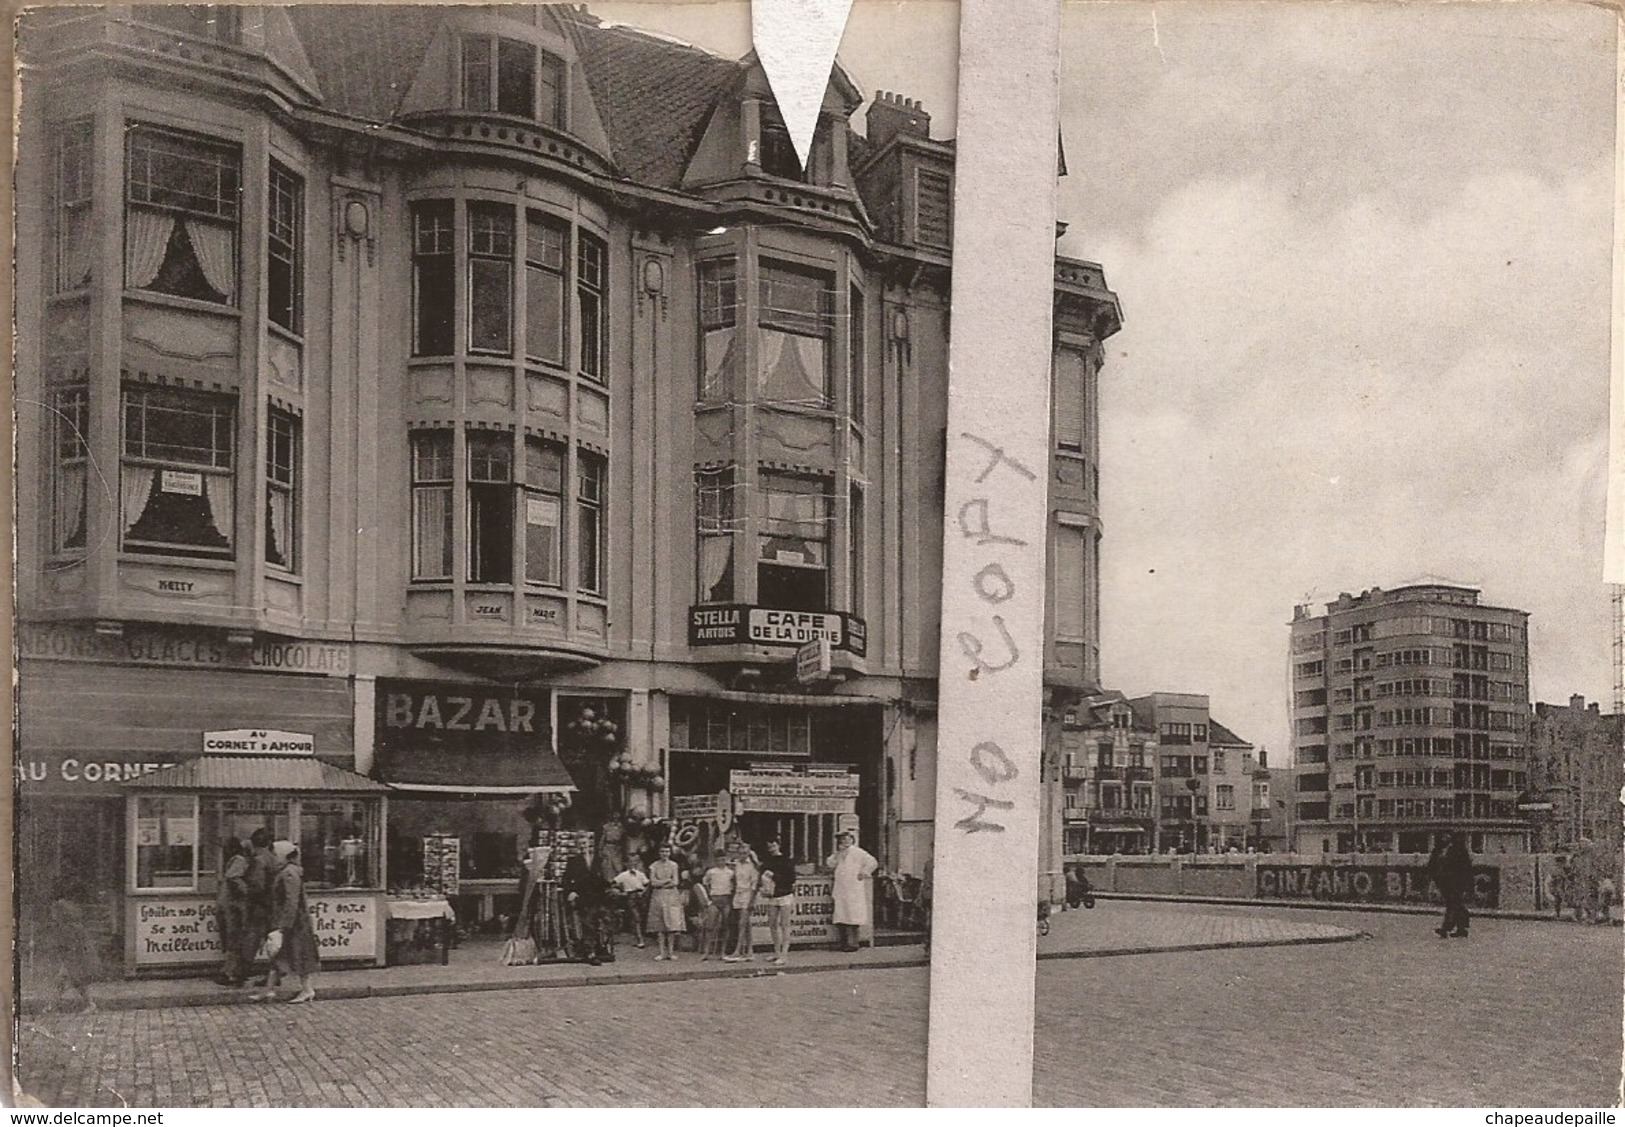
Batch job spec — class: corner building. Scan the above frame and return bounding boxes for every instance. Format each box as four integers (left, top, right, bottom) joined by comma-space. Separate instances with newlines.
14, 4, 1122, 948
1288, 582, 1532, 854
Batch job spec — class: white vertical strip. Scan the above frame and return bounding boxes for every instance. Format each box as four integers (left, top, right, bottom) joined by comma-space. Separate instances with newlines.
926, 0, 1060, 1108
1606, 27, 1625, 587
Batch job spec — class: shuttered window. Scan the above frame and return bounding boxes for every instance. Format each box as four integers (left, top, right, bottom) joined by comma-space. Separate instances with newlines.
1054, 350, 1086, 452
916, 169, 951, 249
1053, 524, 1086, 640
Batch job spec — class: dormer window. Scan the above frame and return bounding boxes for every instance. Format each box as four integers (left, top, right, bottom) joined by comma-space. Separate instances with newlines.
460, 34, 564, 127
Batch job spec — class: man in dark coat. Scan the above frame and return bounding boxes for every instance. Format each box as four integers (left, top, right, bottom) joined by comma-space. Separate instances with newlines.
563, 838, 613, 965
1427, 831, 1474, 938
240, 828, 278, 985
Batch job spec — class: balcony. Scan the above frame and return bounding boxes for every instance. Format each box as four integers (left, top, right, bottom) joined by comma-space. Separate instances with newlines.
1062, 767, 1090, 784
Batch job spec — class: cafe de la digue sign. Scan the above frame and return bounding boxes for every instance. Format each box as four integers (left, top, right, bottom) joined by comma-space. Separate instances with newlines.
688, 605, 867, 656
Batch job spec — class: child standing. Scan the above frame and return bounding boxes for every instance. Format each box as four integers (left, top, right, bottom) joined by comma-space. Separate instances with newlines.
611, 856, 651, 949
724, 841, 761, 962
700, 850, 735, 960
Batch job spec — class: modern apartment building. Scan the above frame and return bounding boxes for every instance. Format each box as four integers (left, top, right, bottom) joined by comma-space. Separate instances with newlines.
1289, 581, 1532, 854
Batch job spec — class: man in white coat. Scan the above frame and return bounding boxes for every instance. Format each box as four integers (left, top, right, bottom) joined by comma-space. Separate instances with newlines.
826, 829, 878, 952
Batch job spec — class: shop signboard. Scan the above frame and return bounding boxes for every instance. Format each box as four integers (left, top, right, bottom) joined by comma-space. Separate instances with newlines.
202, 729, 315, 755
686, 605, 867, 656
1256, 863, 1500, 908
748, 874, 870, 948
422, 834, 461, 897
671, 792, 728, 822
128, 893, 382, 968
795, 638, 832, 684
729, 772, 859, 800
17, 621, 351, 676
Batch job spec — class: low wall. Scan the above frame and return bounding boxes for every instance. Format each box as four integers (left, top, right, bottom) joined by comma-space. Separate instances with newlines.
1061, 852, 1564, 913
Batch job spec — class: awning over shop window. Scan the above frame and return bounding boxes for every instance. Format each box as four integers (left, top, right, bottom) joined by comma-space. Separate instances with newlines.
123, 755, 389, 792
374, 743, 576, 795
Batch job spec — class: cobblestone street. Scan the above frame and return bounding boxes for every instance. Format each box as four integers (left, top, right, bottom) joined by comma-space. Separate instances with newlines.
14, 902, 1621, 1107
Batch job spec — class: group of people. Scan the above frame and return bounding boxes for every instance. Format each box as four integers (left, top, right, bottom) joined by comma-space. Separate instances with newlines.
215, 829, 321, 1003
556, 828, 879, 965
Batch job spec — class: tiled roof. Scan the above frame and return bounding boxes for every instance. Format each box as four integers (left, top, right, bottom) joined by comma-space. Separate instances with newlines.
286, 5, 446, 123
1208, 720, 1252, 748
557, 7, 742, 186
125, 756, 390, 792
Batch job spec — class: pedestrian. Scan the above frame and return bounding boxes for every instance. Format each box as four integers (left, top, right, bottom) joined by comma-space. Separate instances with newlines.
240, 828, 278, 988
43, 888, 99, 1014
1426, 831, 1473, 939
611, 855, 651, 949
646, 843, 686, 961
214, 838, 250, 987
1596, 874, 1617, 925
699, 849, 735, 961
759, 838, 798, 965
563, 837, 614, 965
724, 841, 760, 962
255, 841, 320, 1003
1551, 854, 1575, 921
826, 829, 878, 952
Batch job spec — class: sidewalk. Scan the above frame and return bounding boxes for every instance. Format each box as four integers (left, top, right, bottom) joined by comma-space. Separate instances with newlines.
1091, 890, 1624, 923
52, 903, 1363, 1014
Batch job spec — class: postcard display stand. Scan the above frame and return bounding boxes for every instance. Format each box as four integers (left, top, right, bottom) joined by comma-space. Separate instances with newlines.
506, 830, 593, 964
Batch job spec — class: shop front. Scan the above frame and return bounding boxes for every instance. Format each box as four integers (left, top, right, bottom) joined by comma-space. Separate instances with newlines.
372, 679, 582, 926
121, 752, 389, 975
665, 693, 883, 946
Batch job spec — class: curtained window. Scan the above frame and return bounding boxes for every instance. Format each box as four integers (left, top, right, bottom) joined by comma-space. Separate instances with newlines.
54, 122, 93, 293
265, 406, 299, 570
758, 262, 832, 408
698, 259, 737, 403
695, 467, 735, 603
756, 471, 830, 611
410, 431, 453, 580
120, 384, 236, 558
124, 125, 240, 305
50, 386, 89, 553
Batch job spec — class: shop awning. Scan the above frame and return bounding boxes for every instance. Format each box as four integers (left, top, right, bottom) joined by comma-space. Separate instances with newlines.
123, 755, 390, 792
374, 743, 576, 795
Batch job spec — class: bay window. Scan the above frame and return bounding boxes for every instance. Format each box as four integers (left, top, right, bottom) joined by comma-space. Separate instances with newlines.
50, 386, 89, 554
125, 124, 240, 305
267, 162, 303, 333
467, 431, 514, 584
758, 262, 832, 407
54, 121, 93, 293
524, 438, 564, 585
121, 384, 236, 559
410, 430, 453, 580
265, 406, 299, 570
696, 467, 735, 603
698, 259, 738, 402
412, 201, 455, 356
757, 472, 830, 611
577, 451, 605, 595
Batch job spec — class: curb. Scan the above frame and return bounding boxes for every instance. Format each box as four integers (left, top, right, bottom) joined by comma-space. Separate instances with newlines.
56, 926, 1364, 1014
1087, 891, 1615, 923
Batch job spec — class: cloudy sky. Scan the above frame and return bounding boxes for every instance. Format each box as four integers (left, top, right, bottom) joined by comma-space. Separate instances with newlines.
592, 1, 1618, 755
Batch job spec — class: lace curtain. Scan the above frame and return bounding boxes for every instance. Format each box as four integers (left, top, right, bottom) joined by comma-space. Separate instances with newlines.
697, 535, 732, 603
186, 220, 236, 303
701, 327, 736, 401
121, 465, 157, 534
201, 473, 234, 546
758, 329, 827, 407
125, 210, 173, 290
54, 463, 86, 550
58, 208, 94, 291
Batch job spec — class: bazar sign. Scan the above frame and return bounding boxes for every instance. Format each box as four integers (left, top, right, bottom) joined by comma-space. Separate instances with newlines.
203, 729, 315, 755
1257, 864, 1500, 908
17, 622, 349, 676
129, 894, 380, 966
376, 680, 547, 746
687, 605, 867, 656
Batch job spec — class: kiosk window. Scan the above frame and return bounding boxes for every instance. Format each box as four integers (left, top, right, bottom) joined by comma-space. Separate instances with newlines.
134, 795, 198, 890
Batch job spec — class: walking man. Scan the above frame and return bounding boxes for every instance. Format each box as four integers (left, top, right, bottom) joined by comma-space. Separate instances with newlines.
1427, 831, 1473, 938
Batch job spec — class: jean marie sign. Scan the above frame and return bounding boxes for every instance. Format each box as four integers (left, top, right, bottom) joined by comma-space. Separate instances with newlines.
1257, 863, 1500, 908
687, 605, 867, 656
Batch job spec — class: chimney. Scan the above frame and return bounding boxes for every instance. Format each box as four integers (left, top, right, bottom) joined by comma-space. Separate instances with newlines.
1571, 694, 1586, 711
866, 90, 931, 149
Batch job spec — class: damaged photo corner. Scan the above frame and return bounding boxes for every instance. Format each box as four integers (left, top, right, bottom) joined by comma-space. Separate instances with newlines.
8, 0, 1623, 1111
